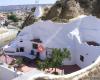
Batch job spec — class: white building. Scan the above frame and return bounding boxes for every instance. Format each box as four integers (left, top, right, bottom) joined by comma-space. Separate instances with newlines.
34, 5, 43, 18
0, 14, 6, 26
33, 4, 52, 18
3, 15, 100, 69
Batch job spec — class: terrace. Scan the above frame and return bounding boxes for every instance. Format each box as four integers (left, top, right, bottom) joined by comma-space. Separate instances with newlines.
0, 54, 80, 74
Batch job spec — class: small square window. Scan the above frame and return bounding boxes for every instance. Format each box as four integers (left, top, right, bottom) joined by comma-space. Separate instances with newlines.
31, 50, 34, 55
16, 48, 19, 52
33, 43, 38, 49
20, 40, 23, 42
33, 38, 42, 43
80, 55, 84, 62
36, 52, 40, 59
20, 47, 24, 52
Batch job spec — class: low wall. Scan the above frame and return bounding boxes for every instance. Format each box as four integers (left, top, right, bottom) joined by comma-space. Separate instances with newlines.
13, 56, 100, 80
0, 63, 18, 80
31, 56, 100, 80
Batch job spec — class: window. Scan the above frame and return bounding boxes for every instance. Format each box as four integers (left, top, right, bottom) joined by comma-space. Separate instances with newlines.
36, 52, 40, 59
20, 39, 23, 42
86, 41, 100, 46
31, 50, 34, 55
33, 43, 38, 49
20, 40, 23, 42
20, 47, 24, 52
16, 48, 19, 52
80, 55, 84, 62
33, 38, 42, 43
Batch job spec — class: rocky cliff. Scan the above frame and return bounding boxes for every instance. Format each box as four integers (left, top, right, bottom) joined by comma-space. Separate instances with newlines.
43, 0, 100, 21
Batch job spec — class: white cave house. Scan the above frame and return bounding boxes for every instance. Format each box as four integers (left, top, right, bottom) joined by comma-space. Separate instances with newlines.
3, 15, 100, 68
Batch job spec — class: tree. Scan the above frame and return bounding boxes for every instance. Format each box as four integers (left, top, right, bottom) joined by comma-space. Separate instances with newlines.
15, 58, 23, 66
7, 14, 18, 22
31, 7, 36, 12
21, 12, 37, 29
50, 48, 71, 74
36, 48, 71, 74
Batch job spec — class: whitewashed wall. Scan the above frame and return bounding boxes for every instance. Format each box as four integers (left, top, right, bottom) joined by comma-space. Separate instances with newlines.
62, 35, 76, 65
75, 37, 100, 68
71, 16, 100, 68
72, 26, 100, 68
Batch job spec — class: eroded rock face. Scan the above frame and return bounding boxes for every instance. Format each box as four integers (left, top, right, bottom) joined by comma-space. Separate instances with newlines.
44, 0, 100, 20
44, 1, 62, 20
92, 0, 100, 18
44, 0, 83, 20
78, 0, 93, 14
59, 0, 82, 19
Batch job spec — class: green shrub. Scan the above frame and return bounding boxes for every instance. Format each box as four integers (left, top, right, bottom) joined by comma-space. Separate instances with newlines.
7, 14, 19, 22
15, 58, 23, 65
31, 7, 36, 12
36, 48, 71, 72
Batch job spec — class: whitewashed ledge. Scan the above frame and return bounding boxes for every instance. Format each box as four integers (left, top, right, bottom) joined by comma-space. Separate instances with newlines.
0, 62, 23, 80
13, 56, 100, 80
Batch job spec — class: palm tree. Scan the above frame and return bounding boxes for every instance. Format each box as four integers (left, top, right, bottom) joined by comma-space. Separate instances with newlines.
51, 48, 71, 74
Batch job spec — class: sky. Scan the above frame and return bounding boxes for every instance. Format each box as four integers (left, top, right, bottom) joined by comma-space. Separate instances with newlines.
0, 0, 57, 6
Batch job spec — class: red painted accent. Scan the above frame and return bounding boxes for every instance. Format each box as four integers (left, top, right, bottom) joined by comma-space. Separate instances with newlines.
37, 44, 45, 52
38, 44, 45, 52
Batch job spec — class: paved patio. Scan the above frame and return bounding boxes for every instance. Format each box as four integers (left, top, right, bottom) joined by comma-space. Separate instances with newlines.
59, 64, 81, 74
0, 55, 37, 73
22, 59, 81, 74
0, 55, 80, 74
44, 64, 80, 74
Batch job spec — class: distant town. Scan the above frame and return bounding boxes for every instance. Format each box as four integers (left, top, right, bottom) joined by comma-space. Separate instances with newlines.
0, 4, 52, 29
0, 4, 52, 12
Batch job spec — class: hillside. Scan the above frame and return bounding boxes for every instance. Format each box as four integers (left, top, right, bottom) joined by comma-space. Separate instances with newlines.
43, 0, 100, 21
22, 0, 100, 27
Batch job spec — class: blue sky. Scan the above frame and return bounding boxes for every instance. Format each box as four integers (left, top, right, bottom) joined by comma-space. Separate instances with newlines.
0, 0, 57, 6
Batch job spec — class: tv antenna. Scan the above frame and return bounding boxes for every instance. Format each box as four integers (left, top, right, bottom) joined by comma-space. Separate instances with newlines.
35, 0, 39, 4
